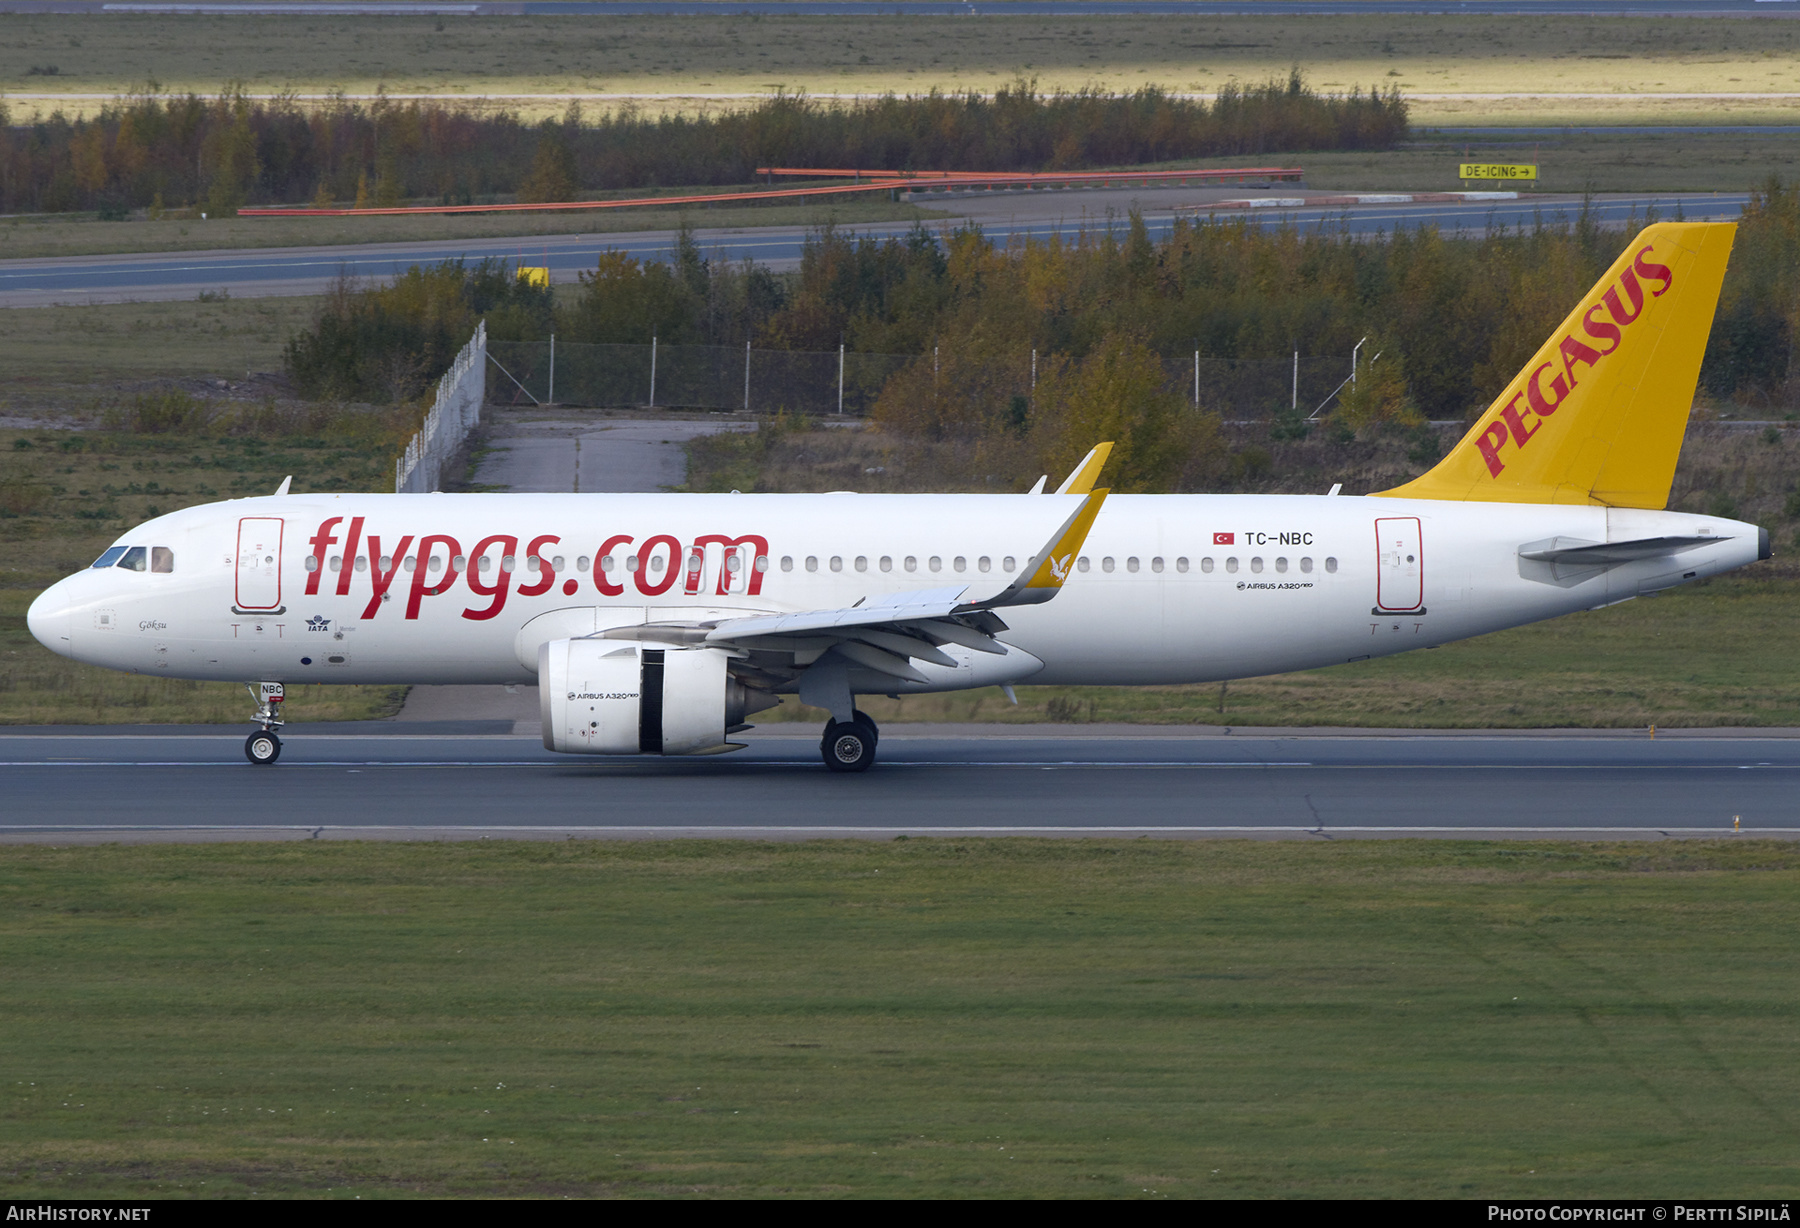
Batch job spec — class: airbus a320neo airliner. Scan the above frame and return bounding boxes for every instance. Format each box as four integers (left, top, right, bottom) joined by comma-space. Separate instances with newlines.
28, 222, 1764, 772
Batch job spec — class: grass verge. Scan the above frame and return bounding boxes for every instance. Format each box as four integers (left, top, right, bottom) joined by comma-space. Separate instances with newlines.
2, 838, 1797, 1198
0, 296, 323, 393
4, 13, 1800, 121
0, 199, 925, 262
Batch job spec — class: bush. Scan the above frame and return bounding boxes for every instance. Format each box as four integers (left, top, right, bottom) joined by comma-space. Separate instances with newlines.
284, 260, 550, 402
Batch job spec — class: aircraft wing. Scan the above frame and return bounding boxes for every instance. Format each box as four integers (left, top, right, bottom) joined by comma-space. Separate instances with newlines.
599, 489, 1108, 685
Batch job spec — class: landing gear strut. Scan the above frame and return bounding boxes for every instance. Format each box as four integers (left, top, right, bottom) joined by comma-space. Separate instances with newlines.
244, 681, 285, 766
821, 709, 878, 773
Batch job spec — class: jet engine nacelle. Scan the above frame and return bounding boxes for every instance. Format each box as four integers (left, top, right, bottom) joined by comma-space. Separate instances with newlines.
538, 639, 772, 755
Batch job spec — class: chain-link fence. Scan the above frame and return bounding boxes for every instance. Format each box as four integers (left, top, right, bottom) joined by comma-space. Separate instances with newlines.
395, 321, 486, 494
488, 340, 914, 416
486, 337, 1355, 421
1168, 354, 1361, 420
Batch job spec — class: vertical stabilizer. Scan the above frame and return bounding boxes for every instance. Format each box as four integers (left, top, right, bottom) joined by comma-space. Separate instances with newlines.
1378, 221, 1736, 508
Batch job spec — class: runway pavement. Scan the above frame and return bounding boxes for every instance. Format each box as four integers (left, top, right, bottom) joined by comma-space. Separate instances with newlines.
0, 192, 1748, 308
2, 725, 1793, 842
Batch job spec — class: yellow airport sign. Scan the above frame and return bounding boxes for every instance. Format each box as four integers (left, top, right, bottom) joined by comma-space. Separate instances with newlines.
517, 266, 550, 287
1460, 163, 1538, 181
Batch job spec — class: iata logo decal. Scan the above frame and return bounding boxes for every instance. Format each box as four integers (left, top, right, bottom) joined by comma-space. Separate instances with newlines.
1475, 243, 1674, 478
306, 615, 331, 632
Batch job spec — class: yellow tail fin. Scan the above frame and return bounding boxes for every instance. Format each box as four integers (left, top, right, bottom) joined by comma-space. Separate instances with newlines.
1378, 221, 1736, 508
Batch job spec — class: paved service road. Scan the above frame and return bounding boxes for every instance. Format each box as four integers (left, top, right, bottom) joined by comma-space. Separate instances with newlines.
0, 193, 1748, 308
2, 728, 1793, 840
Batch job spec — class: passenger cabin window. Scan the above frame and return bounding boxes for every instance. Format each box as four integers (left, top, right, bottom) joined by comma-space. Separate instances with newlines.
806, 556, 819, 572
1077, 556, 1090, 573
1101, 557, 1114, 573
1325, 557, 1339, 573
781, 556, 794, 572
1126, 557, 1140, 573
1201, 558, 1214, 573
1151, 557, 1164, 573
118, 546, 147, 572
151, 547, 174, 573
92, 547, 128, 569
1176, 558, 1189, 573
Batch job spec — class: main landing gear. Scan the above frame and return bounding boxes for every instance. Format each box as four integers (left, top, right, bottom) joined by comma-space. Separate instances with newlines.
821, 709, 878, 773
243, 681, 285, 766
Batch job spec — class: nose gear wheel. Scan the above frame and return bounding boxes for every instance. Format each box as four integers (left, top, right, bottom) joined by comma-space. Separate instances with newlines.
245, 730, 282, 765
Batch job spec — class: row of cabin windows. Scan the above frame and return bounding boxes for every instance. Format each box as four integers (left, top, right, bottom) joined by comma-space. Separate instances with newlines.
782, 555, 1016, 574
290, 550, 1343, 577
768, 555, 1340, 576
90, 544, 1340, 583
92, 545, 174, 573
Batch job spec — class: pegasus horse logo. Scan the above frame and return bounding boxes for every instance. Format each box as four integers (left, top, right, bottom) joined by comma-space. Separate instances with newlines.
1049, 553, 1072, 582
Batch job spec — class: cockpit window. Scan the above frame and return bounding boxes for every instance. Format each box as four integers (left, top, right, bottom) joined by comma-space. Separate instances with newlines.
151, 547, 174, 573
117, 546, 147, 572
91, 547, 128, 569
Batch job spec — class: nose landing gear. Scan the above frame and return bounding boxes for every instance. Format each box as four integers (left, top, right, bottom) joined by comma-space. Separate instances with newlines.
821, 709, 878, 773
243, 681, 285, 765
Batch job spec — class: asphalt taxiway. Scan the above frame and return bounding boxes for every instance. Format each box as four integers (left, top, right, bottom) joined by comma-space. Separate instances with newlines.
3, 725, 1793, 842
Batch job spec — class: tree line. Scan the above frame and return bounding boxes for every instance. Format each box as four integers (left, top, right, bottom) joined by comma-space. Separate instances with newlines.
0, 74, 1406, 216
285, 182, 1800, 492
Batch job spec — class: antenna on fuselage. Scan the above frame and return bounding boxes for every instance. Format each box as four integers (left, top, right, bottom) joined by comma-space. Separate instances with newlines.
273, 476, 292, 496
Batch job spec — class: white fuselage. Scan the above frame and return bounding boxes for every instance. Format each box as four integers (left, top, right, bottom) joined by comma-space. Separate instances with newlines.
27, 492, 1762, 691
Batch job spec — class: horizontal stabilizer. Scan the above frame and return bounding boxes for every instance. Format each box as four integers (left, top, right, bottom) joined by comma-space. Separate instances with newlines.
1518, 534, 1724, 566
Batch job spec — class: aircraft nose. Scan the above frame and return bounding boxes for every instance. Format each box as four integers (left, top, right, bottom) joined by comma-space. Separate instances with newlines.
27, 583, 73, 657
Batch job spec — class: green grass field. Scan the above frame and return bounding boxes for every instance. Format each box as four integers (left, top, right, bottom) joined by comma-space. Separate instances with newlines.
3, 838, 1797, 1198
0, 296, 322, 393
4, 12, 1799, 123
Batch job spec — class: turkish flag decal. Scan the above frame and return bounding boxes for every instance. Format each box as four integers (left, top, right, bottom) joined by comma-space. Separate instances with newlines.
1213, 532, 1234, 545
